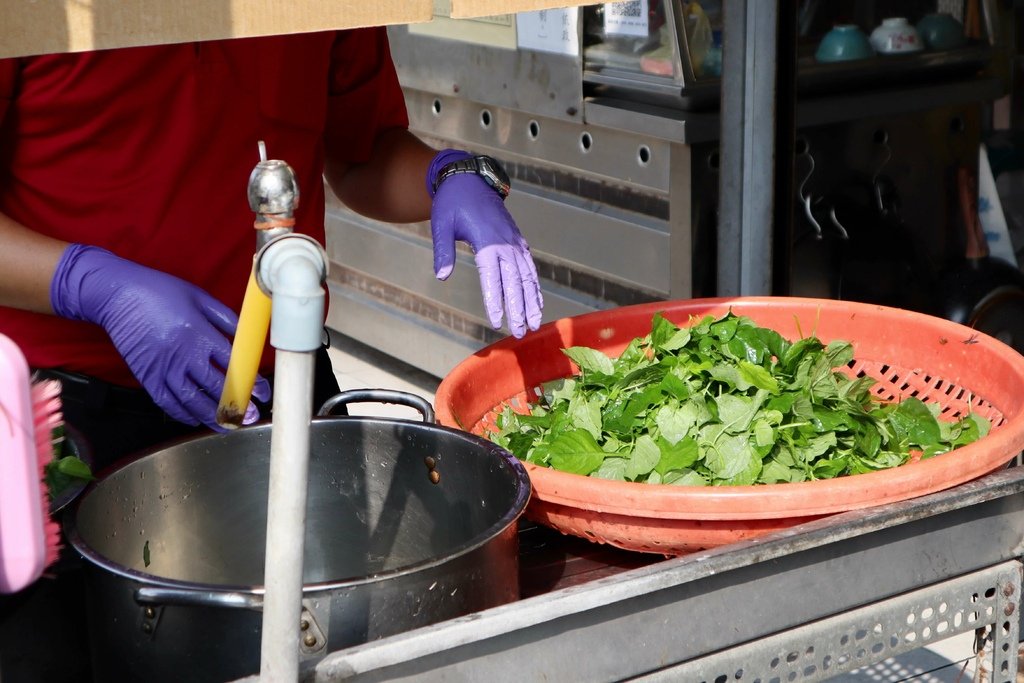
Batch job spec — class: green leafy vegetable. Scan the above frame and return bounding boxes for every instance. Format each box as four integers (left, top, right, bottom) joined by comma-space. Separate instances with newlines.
44, 425, 94, 501
490, 312, 989, 486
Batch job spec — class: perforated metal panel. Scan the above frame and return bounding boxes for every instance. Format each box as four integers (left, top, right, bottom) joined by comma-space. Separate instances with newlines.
297, 470, 1024, 683
635, 561, 1021, 683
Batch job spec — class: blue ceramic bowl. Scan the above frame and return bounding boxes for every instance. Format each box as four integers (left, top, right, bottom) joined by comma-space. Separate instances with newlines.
816, 24, 875, 63
916, 13, 966, 51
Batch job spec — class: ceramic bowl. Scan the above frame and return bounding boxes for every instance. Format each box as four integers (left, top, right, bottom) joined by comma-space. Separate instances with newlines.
815, 24, 874, 63
916, 12, 967, 50
870, 17, 924, 54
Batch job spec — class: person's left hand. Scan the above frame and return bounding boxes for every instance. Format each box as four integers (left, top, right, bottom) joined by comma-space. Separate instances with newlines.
428, 152, 543, 338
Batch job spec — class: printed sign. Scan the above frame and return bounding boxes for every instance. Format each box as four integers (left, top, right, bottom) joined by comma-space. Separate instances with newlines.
516, 8, 580, 56
603, 0, 649, 37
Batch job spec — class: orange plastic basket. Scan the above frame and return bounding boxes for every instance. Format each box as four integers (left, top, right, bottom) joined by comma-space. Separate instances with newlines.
435, 297, 1024, 555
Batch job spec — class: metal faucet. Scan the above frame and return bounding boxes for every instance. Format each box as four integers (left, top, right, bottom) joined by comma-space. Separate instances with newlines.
220, 144, 329, 682
216, 147, 301, 429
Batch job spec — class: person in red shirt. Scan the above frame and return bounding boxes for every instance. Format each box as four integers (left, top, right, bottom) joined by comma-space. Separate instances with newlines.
0, 28, 543, 471
0, 26, 543, 683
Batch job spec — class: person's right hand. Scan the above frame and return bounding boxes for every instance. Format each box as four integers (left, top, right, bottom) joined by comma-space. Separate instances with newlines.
50, 244, 270, 430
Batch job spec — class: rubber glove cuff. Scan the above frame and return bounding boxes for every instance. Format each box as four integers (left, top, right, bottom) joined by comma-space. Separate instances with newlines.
426, 149, 474, 198
50, 243, 104, 320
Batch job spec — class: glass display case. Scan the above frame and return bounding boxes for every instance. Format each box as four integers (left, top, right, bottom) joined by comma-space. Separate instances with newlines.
583, 0, 1000, 110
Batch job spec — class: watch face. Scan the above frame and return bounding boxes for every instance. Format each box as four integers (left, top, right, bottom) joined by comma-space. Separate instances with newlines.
477, 156, 511, 197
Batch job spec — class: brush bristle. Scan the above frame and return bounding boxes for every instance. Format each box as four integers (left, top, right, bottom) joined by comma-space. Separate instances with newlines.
30, 379, 63, 568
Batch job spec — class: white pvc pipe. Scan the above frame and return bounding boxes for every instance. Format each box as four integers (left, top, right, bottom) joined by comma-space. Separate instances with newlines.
257, 234, 327, 682
260, 350, 315, 681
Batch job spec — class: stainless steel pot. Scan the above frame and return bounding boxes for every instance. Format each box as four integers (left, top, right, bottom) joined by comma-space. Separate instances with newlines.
64, 390, 530, 682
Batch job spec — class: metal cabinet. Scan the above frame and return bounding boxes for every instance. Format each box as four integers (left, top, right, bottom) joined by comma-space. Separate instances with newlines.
324, 1, 1011, 378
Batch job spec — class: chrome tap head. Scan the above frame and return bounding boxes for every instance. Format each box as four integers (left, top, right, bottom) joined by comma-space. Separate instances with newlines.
248, 159, 300, 216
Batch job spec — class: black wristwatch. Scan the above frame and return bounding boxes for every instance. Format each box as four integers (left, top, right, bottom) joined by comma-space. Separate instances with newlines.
432, 155, 511, 199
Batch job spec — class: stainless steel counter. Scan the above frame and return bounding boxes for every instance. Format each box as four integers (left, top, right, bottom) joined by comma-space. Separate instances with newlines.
247, 465, 1024, 682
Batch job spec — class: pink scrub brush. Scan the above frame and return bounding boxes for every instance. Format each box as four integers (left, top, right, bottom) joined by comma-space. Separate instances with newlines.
0, 333, 62, 593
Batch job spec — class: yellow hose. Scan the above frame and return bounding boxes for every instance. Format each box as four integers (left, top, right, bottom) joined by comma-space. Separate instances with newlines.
217, 260, 272, 429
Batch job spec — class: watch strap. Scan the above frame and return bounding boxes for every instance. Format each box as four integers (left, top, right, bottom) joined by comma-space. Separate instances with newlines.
432, 158, 482, 195
427, 149, 473, 198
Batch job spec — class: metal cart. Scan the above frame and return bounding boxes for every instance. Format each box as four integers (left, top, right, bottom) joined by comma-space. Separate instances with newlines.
239, 464, 1024, 682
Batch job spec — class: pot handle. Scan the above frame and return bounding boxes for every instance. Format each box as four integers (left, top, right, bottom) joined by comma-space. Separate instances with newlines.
317, 389, 435, 423
135, 587, 264, 611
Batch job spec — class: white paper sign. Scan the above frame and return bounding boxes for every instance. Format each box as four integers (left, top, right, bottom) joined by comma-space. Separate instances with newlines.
979, 144, 1018, 266
603, 0, 649, 37
516, 8, 579, 56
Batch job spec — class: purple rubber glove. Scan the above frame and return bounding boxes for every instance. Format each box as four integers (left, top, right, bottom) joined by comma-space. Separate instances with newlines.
427, 149, 544, 338
50, 244, 271, 430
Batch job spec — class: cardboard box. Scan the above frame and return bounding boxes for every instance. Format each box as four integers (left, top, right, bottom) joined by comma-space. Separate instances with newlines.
450, 0, 595, 18
408, 0, 517, 49
0, 0, 432, 59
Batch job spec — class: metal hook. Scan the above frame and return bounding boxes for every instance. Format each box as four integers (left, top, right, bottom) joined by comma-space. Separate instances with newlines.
797, 150, 823, 239
828, 205, 850, 240
871, 134, 893, 214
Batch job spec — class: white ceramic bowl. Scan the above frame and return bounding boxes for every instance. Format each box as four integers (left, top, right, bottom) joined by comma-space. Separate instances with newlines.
870, 17, 923, 54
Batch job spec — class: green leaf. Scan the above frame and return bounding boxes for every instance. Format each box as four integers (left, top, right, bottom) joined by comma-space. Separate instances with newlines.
45, 453, 95, 500
811, 455, 849, 479
54, 455, 94, 479
591, 457, 628, 481
660, 368, 692, 400
715, 390, 767, 435
708, 363, 753, 391
650, 313, 691, 352
546, 377, 577, 405
761, 458, 803, 483
824, 340, 855, 369
809, 407, 852, 433
737, 360, 780, 394
662, 468, 708, 486
705, 433, 760, 481
754, 325, 790, 362
752, 419, 776, 449
563, 346, 615, 376
796, 432, 838, 462
625, 435, 662, 480
604, 385, 663, 435
547, 429, 606, 475
725, 323, 773, 365
889, 397, 941, 447
615, 338, 650, 371
655, 435, 700, 475
613, 364, 665, 394
710, 315, 740, 342
838, 375, 877, 406
567, 393, 604, 440
653, 401, 696, 444
781, 337, 825, 373
852, 422, 882, 458
766, 392, 796, 415
711, 434, 762, 485
505, 431, 538, 460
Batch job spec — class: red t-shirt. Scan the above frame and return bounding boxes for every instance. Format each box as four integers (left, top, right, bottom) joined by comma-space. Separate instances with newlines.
0, 29, 409, 386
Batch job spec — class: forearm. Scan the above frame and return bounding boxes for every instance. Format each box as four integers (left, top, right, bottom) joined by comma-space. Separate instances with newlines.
0, 211, 68, 314
325, 128, 437, 223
